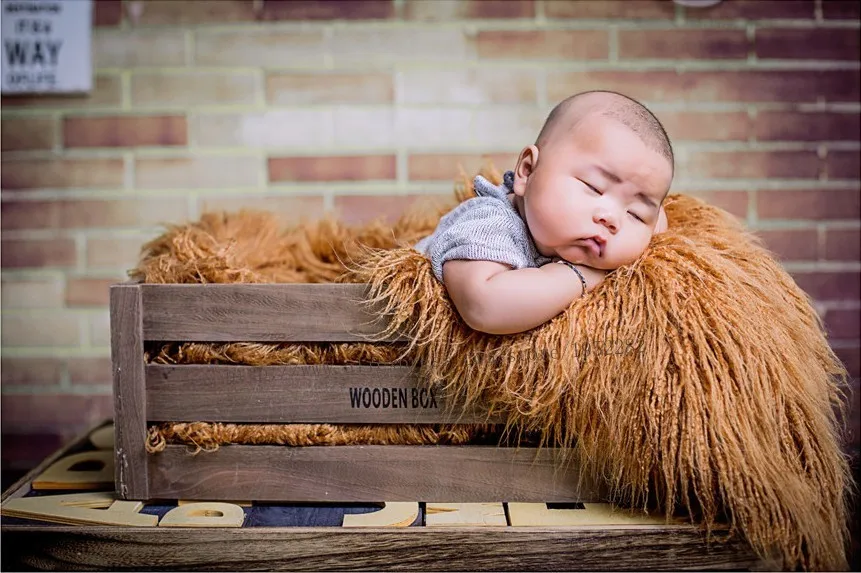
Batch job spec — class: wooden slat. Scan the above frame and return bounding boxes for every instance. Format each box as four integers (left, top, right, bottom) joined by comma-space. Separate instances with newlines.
140, 283, 405, 342
147, 445, 602, 503
146, 365, 497, 424
0, 526, 769, 571
111, 284, 149, 500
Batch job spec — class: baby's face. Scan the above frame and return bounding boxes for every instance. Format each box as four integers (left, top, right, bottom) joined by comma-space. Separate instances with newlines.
513, 115, 673, 270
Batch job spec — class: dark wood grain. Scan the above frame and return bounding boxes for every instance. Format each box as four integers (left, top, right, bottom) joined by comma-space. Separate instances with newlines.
147, 364, 499, 424
111, 284, 149, 500
141, 284, 406, 342
0, 526, 768, 571
147, 445, 602, 503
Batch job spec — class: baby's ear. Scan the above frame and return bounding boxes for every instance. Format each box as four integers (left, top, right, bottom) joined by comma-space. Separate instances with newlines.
512, 145, 538, 196
655, 206, 668, 234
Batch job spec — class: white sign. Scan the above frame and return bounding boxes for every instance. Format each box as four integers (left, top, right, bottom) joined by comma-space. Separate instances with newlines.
1, 0, 92, 94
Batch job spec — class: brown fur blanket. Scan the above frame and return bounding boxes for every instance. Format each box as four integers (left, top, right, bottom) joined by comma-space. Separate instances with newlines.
135, 169, 851, 570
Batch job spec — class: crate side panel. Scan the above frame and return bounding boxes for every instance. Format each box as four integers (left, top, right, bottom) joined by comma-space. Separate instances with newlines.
110, 285, 149, 500
141, 284, 406, 342
146, 445, 603, 503
146, 365, 499, 424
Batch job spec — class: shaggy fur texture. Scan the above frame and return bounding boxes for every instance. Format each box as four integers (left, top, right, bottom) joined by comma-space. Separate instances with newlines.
135, 167, 851, 570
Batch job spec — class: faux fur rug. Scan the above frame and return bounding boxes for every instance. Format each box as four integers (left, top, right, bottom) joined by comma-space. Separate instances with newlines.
135, 169, 852, 570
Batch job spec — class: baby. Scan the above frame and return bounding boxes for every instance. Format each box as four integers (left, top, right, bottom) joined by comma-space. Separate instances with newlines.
415, 90, 674, 335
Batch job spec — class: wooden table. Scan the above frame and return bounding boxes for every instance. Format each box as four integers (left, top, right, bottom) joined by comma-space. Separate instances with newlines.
1, 421, 771, 571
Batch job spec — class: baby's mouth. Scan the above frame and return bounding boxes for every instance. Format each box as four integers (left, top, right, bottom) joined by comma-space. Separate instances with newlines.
579, 237, 603, 257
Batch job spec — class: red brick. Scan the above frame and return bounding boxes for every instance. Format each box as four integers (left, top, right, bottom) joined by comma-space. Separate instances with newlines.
408, 153, 518, 181
1, 201, 58, 230
63, 116, 187, 148
133, 0, 256, 24
618, 29, 748, 59
135, 156, 258, 189
547, 70, 860, 103
1, 277, 64, 308
834, 345, 860, 376
690, 190, 749, 219
194, 30, 324, 68
260, 0, 394, 19
825, 309, 861, 339
65, 278, 119, 307
827, 151, 861, 179
0, 158, 124, 191
1, 312, 82, 347
405, 0, 534, 20
199, 196, 324, 222
757, 189, 860, 220
86, 236, 148, 268
683, 0, 814, 20
545, 0, 674, 19
824, 229, 861, 261
0, 394, 113, 435
93, 0, 122, 26
791, 271, 860, 301
755, 28, 860, 60
1, 358, 63, 386
477, 30, 608, 60
682, 150, 821, 179
333, 194, 452, 226
67, 357, 113, 385
0, 76, 122, 110
400, 69, 537, 104
268, 155, 396, 183
131, 72, 258, 107
266, 73, 393, 105
61, 199, 189, 229
755, 112, 860, 141
755, 228, 818, 260
822, 0, 861, 19
1, 118, 57, 151
2, 199, 188, 230
1, 238, 77, 268
661, 111, 751, 141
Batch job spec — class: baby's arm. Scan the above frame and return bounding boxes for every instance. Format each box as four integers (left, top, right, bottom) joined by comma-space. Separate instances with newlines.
442, 260, 607, 335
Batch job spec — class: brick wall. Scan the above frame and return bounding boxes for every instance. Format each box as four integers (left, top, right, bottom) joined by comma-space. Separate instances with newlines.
1, 0, 859, 470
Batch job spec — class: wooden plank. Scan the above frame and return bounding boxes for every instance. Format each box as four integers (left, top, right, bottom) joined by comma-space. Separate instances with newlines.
140, 283, 405, 342
425, 503, 507, 527
146, 365, 498, 424
146, 445, 603, 503
1, 420, 113, 504
111, 284, 149, 501
0, 526, 767, 571
31, 451, 114, 490
341, 503, 419, 527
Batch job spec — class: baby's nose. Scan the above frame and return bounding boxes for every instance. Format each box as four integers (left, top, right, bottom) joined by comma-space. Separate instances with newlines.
594, 210, 618, 232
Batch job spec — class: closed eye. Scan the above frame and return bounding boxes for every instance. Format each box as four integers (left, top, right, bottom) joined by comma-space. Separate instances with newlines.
581, 180, 601, 194
629, 212, 645, 223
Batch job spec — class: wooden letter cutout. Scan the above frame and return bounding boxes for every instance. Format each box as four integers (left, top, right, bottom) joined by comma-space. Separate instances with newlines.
160, 502, 245, 528
31, 451, 115, 490
507, 503, 670, 527
0, 492, 157, 526
88, 425, 115, 450
341, 502, 418, 527
425, 503, 507, 527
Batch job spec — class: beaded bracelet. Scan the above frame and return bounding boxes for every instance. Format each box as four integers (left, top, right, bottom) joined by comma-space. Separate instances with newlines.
555, 259, 588, 296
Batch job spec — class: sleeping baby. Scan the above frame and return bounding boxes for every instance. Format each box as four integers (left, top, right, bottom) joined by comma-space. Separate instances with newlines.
415, 90, 674, 335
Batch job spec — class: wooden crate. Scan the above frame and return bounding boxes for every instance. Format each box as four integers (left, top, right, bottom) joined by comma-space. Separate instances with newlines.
110, 282, 603, 503
1, 421, 771, 571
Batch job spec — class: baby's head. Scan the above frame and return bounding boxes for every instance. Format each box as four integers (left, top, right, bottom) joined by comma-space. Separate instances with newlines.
511, 91, 674, 270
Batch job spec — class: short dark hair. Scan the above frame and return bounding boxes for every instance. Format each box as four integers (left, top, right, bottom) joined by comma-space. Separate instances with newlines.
536, 90, 674, 173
